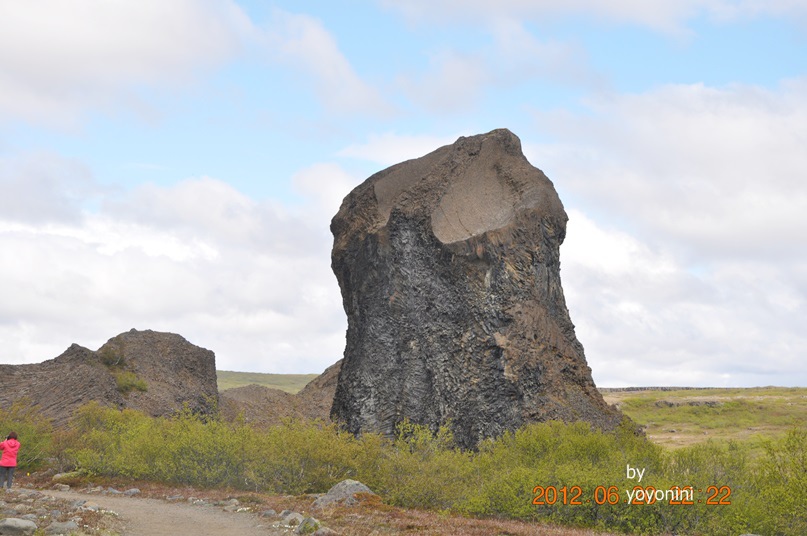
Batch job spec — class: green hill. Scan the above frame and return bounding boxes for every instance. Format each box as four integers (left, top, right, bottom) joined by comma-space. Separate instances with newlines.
216, 370, 318, 394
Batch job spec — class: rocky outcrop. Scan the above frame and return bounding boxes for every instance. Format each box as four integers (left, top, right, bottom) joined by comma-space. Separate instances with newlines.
0, 329, 218, 425
219, 360, 341, 426
296, 359, 341, 419
96, 329, 218, 417
0, 344, 123, 426
330, 128, 623, 449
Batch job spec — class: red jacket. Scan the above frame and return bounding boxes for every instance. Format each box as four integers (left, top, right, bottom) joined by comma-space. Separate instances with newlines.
0, 438, 20, 467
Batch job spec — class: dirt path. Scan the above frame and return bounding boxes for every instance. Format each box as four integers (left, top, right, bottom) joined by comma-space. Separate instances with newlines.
46, 489, 287, 536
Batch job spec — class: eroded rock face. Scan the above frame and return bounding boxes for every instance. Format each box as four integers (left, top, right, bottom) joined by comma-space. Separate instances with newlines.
0, 329, 217, 425
330, 129, 622, 449
98, 329, 219, 417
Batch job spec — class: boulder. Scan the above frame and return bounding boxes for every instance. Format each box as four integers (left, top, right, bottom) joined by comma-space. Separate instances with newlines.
330, 129, 623, 449
44, 520, 79, 535
0, 518, 37, 536
312, 479, 377, 509
295, 516, 321, 534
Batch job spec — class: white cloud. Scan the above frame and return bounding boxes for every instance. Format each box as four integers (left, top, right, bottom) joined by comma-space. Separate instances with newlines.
380, 0, 807, 34
292, 163, 359, 218
339, 132, 458, 167
532, 79, 807, 261
0, 0, 255, 126
398, 21, 601, 113
533, 80, 807, 386
0, 160, 354, 374
561, 210, 807, 387
265, 10, 392, 117
0, 152, 102, 223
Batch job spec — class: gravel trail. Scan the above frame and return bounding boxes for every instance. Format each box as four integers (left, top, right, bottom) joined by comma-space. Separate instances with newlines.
45, 489, 287, 536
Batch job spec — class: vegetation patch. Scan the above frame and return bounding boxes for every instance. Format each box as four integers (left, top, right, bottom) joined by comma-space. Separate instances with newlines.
98, 344, 125, 367
2, 391, 806, 535
113, 370, 148, 395
216, 370, 318, 393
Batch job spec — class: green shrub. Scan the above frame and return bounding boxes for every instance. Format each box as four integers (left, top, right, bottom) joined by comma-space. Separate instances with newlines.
0, 401, 54, 470
362, 420, 475, 510
750, 428, 807, 535
98, 345, 124, 367
55, 402, 805, 535
113, 371, 148, 394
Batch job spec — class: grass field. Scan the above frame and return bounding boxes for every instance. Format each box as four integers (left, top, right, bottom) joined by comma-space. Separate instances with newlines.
601, 386, 807, 450
216, 370, 318, 393
217, 372, 807, 451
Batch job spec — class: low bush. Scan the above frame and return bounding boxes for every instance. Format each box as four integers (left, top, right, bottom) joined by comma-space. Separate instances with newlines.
113, 371, 148, 394
32, 403, 806, 535
0, 401, 54, 470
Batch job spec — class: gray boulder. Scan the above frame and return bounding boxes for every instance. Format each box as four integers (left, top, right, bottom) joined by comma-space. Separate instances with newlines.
312, 479, 377, 509
281, 512, 305, 526
44, 520, 80, 535
295, 516, 321, 534
0, 518, 37, 536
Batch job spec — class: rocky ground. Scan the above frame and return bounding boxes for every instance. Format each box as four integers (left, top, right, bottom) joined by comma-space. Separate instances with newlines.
0, 476, 622, 536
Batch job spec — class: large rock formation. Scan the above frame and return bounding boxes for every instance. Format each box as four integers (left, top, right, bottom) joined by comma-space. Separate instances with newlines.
0, 329, 218, 425
330, 128, 622, 449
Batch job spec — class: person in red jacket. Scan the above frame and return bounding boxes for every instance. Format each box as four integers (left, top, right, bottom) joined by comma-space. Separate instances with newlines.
0, 432, 20, 490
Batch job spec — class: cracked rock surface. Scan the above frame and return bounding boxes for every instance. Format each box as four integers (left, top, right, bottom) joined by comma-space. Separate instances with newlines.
330, 129, 623, 449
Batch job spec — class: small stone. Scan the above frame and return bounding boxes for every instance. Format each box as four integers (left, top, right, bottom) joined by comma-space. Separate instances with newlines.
45, 520, 80, 535
260, 509, 277, 517
281, 512, 304, 526
123, 488, 141, 496
80, 501, 101, 511
295, 516, 321, 534
313, 528, 339, 536
51, 472, 81, 483
51, 484, 70, 492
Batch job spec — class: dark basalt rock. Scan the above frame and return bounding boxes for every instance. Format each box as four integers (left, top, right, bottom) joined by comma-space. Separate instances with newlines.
330, 128, 623, 449
0, 329, 218, 425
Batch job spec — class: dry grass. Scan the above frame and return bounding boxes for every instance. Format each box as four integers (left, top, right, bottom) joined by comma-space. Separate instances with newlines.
602, 386, 807, 450
315, 500, 623, 535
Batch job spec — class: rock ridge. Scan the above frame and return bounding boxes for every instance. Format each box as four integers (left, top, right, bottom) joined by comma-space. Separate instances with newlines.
0, 329, 218, 425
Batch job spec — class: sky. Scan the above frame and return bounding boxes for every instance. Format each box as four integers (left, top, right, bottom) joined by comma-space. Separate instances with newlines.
1, 1, 806, 387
